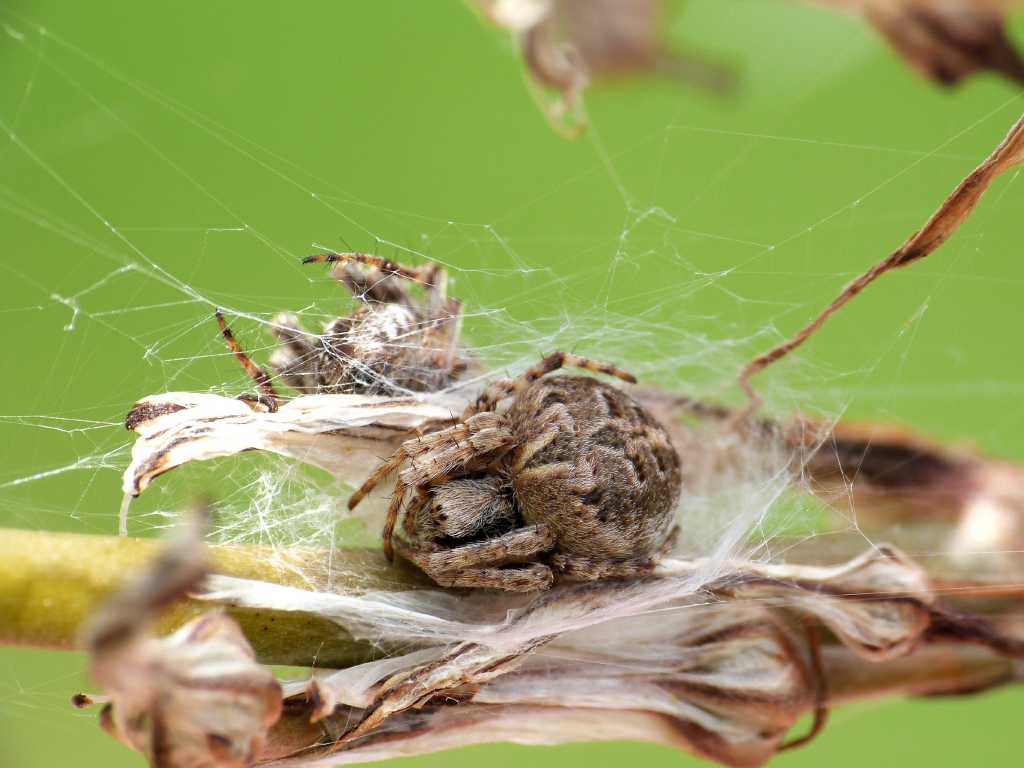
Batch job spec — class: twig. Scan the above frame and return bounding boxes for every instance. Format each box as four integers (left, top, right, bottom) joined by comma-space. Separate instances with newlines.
738, 111, 1024, 410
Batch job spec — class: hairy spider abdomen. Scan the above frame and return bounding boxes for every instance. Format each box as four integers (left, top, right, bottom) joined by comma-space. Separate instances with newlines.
507, 376, 682, 560
309, 304, 459, 395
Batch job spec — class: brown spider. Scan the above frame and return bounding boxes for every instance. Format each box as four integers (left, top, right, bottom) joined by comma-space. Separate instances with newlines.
347, 352, 683, 591
217, 252, 467, 410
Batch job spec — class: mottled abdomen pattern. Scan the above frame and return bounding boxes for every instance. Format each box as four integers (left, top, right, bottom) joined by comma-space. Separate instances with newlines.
507, 376, 682, 559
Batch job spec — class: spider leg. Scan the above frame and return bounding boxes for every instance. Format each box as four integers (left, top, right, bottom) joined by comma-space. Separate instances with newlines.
550, 526, 679, 582
384, 467, 507, 561
348, 413, 511, 511
464, 351, 636, 417
399, 489, 433, 540
381, 478, 409, 562
267, 312, 319, 393
398, 560, 554, 592
302, 252, 430, 281
214, 310, 281, 411
401, 411, 504, 457
303, 252, 446, 308
350, 415, 509, 512
350, 414, 516, 560
396, 524, 556, 577
463, 377, 517, 418
399, 424, 513, 488
303, 253, 441, 289
522, 351, 636, 386
511, 404, 574, 472
347, 450, 407, 510
548, 553, 659, 582
415, 296, 464, 387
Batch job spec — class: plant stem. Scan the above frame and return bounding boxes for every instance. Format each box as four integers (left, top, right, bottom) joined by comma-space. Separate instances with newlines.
0, 528, 425, 669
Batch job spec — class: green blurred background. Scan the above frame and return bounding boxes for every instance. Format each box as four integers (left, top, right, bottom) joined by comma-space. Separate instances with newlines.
2, 1, 1023, 765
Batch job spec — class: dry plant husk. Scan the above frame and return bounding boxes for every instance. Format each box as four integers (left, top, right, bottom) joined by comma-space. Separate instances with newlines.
79, 508, 283, 768
123, 392, 469, 498
474, 0, 737, 136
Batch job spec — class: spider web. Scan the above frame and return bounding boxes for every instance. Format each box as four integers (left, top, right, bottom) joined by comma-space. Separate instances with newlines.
2, 1, 1024, 766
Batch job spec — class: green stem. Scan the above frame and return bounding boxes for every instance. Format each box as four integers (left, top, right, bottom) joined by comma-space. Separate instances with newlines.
0, 528, 426, 669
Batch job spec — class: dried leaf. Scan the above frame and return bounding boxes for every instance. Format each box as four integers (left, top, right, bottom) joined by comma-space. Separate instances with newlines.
123, 392, 467, 496
739, 110, 1024, 404
258, 557, 1023, 767
802, 421, 1024, 567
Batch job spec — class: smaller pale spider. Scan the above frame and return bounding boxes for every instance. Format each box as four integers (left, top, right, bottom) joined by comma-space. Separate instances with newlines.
217, 252, 467, 410
348, 352, 683, 591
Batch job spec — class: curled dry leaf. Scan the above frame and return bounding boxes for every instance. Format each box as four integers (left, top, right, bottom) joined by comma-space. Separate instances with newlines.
476, 0, 736, 136
812, 0, 1024, 85
122, 391, 468, 497
78, 507, 283, 768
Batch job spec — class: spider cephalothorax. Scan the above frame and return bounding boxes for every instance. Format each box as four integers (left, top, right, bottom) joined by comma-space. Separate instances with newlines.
348, 352, 683, 591
216, 253, 468, 410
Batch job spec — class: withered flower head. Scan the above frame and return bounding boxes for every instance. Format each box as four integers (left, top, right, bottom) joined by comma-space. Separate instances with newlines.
476, 0, 736, 135
813, 0, 1024, 85
78, 506, 282, 768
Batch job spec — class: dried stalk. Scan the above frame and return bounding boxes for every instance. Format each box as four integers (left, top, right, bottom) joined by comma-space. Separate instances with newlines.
5, 526, 1021, 660
0, 527, 425, 668
739, 110, 1024, 407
